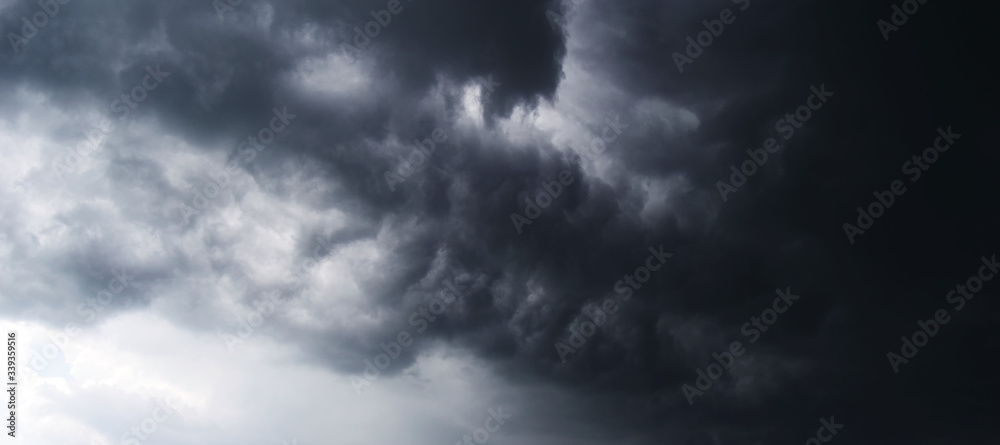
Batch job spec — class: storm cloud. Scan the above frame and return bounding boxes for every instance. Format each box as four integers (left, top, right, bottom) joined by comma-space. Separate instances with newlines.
1, 0, 997, 444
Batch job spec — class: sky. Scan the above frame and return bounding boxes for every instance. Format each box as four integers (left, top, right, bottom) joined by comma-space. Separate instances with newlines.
0, 0, 997, 444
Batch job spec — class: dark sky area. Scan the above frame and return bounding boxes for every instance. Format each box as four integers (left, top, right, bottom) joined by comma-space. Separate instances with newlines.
0, 0, 997, 444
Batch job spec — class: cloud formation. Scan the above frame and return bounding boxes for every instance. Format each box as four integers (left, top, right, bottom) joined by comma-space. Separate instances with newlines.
1, 0, 997, 444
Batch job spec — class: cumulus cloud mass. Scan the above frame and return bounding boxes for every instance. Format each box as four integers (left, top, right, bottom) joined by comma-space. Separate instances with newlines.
1, 0, 997, 444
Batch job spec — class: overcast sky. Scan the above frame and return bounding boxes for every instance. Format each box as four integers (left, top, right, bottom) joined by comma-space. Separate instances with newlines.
1, 0, 997, 444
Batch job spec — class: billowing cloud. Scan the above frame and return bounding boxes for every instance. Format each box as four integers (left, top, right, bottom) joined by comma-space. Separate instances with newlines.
1, 0, 996, 444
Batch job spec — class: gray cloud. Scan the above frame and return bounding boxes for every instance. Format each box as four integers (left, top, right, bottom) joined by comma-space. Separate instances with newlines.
1, 0, 997, 444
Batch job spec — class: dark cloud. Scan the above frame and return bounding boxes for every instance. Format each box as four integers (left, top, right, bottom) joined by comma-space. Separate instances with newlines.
2, 0, 997, 443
